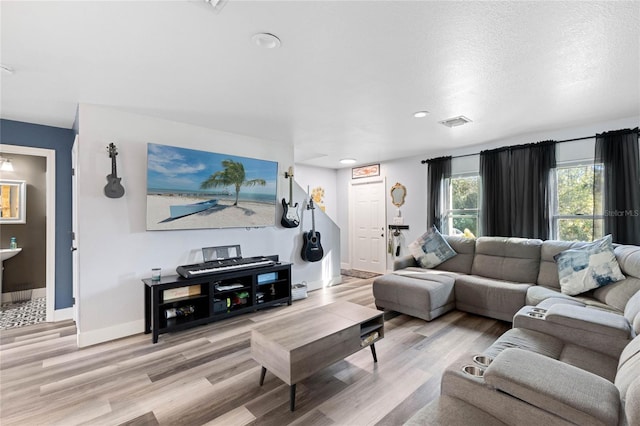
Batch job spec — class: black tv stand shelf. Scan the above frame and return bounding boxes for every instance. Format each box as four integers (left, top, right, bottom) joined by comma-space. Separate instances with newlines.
142, 262, 292, 343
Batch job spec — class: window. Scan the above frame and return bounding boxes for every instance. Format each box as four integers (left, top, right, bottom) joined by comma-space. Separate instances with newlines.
445, 175, 479, 237
553, 163, 603, 241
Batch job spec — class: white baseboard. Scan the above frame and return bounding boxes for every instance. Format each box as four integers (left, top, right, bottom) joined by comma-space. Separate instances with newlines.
32, 288, 46, 298
326, 275, 343, 286
1, 287, 46, 303
305, 275, 342, 292
77, 319, 145, 348
53, 307, 73, 322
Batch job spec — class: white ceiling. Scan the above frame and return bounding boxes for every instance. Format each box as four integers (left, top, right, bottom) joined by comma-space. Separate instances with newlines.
1, 1, 639, 168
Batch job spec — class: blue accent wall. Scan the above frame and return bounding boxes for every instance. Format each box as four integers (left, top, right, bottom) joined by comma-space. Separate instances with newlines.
1, 119, 75, 309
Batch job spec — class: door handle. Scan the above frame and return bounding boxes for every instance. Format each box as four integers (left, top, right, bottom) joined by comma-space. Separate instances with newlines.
71, 247, 77, 252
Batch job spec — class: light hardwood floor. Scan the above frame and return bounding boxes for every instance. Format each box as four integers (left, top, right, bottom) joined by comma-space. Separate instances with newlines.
0, 277, 510, 425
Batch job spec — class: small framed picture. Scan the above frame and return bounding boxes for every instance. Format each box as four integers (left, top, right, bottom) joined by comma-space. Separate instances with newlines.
352, 164, 380, 179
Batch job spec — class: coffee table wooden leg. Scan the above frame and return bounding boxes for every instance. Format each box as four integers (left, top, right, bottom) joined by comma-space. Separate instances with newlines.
370, 343, 378, 363
259, 366, 267, 386
290, 384, 296, 411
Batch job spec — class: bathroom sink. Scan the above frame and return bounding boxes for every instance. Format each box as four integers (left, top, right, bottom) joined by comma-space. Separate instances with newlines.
0, 248, 22, 261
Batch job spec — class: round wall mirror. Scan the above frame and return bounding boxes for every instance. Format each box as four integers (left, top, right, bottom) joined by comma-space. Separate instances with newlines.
390, 182, 407, 207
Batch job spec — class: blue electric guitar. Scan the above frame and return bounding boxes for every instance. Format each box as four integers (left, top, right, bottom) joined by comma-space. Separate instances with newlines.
301, 197, 324, 262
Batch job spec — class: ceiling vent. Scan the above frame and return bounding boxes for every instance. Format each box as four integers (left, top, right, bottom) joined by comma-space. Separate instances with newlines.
439, 115, 472, 128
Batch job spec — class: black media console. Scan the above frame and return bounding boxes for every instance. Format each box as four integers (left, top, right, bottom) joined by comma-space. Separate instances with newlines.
142, 261, 292, 343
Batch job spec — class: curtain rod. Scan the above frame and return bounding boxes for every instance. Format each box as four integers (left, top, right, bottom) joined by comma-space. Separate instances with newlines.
420, 135, 599, 164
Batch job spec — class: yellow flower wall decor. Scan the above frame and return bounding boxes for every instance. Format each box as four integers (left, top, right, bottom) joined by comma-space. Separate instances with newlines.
311, 186, 326, 212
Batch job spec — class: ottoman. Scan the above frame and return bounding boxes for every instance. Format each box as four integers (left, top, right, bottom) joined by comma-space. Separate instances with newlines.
372, 268, 457, 321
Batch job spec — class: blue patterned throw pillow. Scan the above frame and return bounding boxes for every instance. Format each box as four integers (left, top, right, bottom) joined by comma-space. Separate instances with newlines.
408, 226, 457, 269
554, 235, 626, 296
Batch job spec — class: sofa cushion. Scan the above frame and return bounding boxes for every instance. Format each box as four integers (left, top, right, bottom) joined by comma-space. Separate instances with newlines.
558, 344, 618, 382
623, 290, 640, 329
404, 395, 507, 426
484, 328, 564, 360
408, 226, 457, 268
615, 244, 640, 279
526, 285, 623, 314
625, 378, 640, 426
537, 240, 590, 289
593, 245, 640, 311
372, 271, 456, 321
485, 328, 619, 381
526, 285, 580, 306
593, 276, 640, 313
471, 237, 542, 283
434, 235, 476, 274
616, 335, 640, 405
484, 348, 620, 426
555, 235, 626, 296
455, 275, 531, 322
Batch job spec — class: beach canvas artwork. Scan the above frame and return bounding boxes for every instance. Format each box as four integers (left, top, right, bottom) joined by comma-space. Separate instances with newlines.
146, 143, 278, 231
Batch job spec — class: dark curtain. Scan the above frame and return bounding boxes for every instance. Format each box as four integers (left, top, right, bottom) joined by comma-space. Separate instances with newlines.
480, 141, 556, 239
426, 156, 452, 231
479, 148, 511, 237
595, 128, 640, 245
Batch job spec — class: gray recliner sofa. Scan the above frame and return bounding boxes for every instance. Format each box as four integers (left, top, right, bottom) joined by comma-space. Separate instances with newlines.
373, 236, 640, 323
405, 289, 640, 425
407, 339, 640, 426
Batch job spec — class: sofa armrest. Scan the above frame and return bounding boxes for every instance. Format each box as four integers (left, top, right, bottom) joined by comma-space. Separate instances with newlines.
545, 303, 631, 338
393, 255, 417, 271
513, 304, 631, 358
484, 348, 620, 426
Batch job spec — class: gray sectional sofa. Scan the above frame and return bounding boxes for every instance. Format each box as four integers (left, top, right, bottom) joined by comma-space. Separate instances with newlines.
373, 236, 640, 323
384, 236, 640, 425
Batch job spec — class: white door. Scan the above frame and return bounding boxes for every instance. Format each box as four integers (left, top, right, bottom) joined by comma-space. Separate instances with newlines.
71, 136, 79, 323
350, 178, 386, 274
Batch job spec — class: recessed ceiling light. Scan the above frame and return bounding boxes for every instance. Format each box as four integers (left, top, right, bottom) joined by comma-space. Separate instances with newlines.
439, 115, 472, 127
413, 111, 430, 118
340, 158, 357, 164
252, 33, 281, 49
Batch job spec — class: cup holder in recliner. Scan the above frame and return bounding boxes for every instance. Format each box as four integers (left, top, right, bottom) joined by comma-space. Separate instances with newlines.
527, 312, 546, 319
462, 365, 485, 377
531, 307, 547, 314
473, 355, 493, 367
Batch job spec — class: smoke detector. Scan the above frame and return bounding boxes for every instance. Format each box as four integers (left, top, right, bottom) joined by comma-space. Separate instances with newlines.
439, 115, 472, 128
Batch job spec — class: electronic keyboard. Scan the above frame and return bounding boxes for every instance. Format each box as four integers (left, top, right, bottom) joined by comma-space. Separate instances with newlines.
176, 256, 276, 278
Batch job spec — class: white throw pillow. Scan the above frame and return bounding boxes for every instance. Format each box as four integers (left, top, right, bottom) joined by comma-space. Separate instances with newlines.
408, 226, 457, 269
554, 235, 626, 296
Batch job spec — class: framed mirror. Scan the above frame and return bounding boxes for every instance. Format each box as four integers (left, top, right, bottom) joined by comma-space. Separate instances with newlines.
390, 182, 407, 207
0, 180, 26, 224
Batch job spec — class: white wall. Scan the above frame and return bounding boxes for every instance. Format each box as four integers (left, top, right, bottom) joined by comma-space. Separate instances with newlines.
75, 104, 340, 347
294, 164, 338, 223
336, 116, 639, 272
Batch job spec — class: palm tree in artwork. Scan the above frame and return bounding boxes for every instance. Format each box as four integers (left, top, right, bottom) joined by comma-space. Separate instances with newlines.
200, 159, 266, 206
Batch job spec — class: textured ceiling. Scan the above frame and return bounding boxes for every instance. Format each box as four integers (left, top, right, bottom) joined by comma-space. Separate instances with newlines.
1, 1, 639, 168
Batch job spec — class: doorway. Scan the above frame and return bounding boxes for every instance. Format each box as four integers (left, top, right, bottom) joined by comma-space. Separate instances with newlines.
349, 178, 386, 274
0, 145, 56, 323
